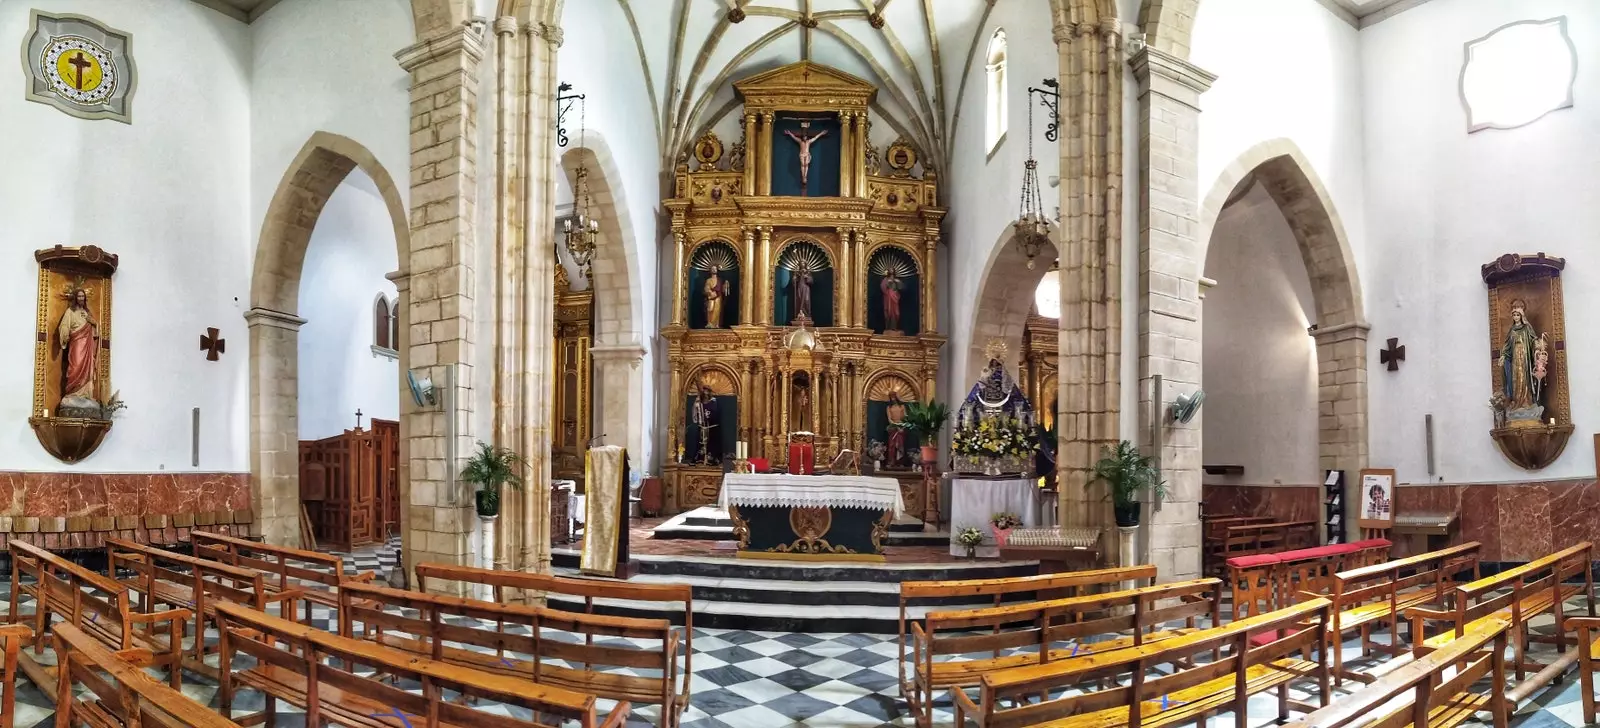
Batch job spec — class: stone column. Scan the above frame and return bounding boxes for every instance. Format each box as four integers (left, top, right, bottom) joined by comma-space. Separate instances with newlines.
1132, 46, 1216, 582
591, 343, 648, 466
244, 308, 307, 547
1054, 14, 1126, 562
385, 270, 414, 568
519, 20, 562, 576
757, 227, 773, 325
1313, 322, 1370, 540
758, 112, 775, 195
395, 24, 486, 590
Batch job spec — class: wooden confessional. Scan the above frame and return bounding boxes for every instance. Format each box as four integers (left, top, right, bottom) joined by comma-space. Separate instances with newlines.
298, 418, 399, 550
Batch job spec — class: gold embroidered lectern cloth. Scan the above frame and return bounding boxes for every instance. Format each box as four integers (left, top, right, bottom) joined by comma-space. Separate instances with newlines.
581, 445, 626, 576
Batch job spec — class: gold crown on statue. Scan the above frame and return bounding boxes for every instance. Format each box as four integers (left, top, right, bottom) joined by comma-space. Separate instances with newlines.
984, 338, 1009, 364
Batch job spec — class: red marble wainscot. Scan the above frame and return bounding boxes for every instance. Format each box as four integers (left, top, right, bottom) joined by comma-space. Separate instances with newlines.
1546, 479, 1600, 553
1495, 482, 1554, 562
1457, 484, 1500, 561
0, 472, 252, 521
1202, 484, 1322, 524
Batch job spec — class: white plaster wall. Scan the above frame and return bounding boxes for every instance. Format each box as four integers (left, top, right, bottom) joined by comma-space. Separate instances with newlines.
1191, 0, 1368, 293
248, 0, 412, 261
560, 0, 662, 472
296, 171, 401, 441
0, 0, 250, 472
1201, 184, 1319, 486
942, 0, 1060, 409
1361, 0, 1600, 483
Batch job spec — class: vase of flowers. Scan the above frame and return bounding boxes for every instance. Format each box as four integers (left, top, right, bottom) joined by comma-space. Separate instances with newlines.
956, 526, 985, 560
1091, 440, 1165, 528
990, 512, 1022, 547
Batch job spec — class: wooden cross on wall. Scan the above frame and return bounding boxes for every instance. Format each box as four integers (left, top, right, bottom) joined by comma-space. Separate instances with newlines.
1379, 337, 1405, 371
200, 328, 226, 361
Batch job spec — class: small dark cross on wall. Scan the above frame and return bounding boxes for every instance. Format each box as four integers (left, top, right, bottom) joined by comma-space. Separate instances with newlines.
200, 328, 226, 361
1379, 337, 1406, 371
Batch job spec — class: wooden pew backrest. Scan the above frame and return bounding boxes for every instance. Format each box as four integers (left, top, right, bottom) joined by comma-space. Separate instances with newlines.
52, 622, 240, 728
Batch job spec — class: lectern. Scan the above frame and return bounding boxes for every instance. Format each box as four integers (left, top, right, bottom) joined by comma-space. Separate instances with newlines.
580, 445, 634, 579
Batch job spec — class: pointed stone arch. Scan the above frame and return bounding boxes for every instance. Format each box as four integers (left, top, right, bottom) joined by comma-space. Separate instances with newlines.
1198, 138, 1369, 531
247, 131, 409, 546
560, 134, 648, 466
1137, 0, 1200, 60
963, 226, 1060, 392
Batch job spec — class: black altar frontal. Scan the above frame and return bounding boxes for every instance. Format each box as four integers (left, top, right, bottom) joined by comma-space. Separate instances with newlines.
718, 473, 904, 562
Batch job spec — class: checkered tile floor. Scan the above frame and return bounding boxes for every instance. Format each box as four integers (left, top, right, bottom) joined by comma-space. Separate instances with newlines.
0, 538, 1592, 727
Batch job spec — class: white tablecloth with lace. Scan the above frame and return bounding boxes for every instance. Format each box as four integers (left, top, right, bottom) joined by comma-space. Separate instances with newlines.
718, 473, 905, 513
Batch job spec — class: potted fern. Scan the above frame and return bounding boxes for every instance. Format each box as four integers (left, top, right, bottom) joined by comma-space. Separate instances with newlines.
1091, 440, 1166, 527
462, 441, 525, 519
901, 399, 951, 463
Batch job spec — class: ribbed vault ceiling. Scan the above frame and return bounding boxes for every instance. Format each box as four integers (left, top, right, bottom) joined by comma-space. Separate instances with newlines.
610, 0, 1006, 173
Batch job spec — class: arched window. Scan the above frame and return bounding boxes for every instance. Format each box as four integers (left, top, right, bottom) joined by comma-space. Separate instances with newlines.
373, 294, 392, 350
389, 299, 399, 350
985, 29, 1008, 154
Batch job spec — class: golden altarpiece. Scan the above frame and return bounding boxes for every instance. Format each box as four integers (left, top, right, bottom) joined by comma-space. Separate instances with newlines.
1020, 310, 1058, 433
551, 259, 593, 486
661, 62, 946, 515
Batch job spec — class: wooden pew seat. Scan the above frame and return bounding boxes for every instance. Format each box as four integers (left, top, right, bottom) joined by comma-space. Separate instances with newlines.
51, 622, 240, 728
215, 601, 630, 728
954, 598, 1333, 728
190, 530, 374, 623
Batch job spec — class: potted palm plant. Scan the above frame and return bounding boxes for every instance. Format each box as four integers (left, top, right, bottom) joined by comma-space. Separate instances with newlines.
901, 399, 951, 463
462, 441, 525, 518
1091, 440, 1166, 527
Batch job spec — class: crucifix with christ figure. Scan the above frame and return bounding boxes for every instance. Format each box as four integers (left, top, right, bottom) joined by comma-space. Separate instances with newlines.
784, 122, 829, 194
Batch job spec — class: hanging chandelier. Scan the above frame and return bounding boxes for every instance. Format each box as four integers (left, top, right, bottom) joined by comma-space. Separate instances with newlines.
1013, 84, 1052, 270
562, 93, 598, 273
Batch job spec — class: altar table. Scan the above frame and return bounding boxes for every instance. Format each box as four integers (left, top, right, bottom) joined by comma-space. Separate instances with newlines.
949, 477, 1042, 558
719, 473, 904, 562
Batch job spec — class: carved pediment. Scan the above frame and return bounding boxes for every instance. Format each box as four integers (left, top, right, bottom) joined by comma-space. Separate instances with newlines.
734, 61, 876, 110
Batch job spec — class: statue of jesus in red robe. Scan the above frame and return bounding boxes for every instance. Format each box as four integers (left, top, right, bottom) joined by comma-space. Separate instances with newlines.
56, 288, 99, 410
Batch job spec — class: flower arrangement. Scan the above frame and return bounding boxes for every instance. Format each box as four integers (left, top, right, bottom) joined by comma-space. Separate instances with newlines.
951, 415, 1039, 458
990, 512, 1022, 531
956, 527, 985, 547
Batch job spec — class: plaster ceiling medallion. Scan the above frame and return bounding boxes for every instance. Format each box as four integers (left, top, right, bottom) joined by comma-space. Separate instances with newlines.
23, 10, 136, 123
1461, 17, 1576, 133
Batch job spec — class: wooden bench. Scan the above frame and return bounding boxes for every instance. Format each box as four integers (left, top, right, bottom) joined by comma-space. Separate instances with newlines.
1312, 541, 1481, 685
1218, 520, 1318, 565
1565, 614, 1600, 724
953, 597, 1333, 728
898, 565, 1158, 705
1229, 538, 1392, 620
1407, 541, 1593, 702
0, 623, 30, 728
414, 562, 695, 711
214, 600, 630, 728
51, 622, 241, 728
191, 530, 374, 625
7, 540, 189, 696
107, 537, 298, 677
1203, 515, 1274, 572
1284, 616, 1511, 728
910, 577, 1221, 727
339, 580, 685, 727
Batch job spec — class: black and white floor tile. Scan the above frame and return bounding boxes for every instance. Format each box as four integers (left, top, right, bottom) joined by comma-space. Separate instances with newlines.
0, 537, 1592, 728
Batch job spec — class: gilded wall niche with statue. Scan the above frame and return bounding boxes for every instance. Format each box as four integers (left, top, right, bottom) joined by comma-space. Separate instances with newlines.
661, 61, 947, 515
31, 245, 121, 463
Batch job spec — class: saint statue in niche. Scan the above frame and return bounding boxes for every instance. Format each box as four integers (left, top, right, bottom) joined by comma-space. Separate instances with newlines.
779, 243, 827, 325
793, 268, 813, 323
791, 375, 812, 433
702, 266, 729, 328
885, 393, 909, 468
881, 268, 903, 333
784, 122, 829, 192
1498, 298, 1548, 423
692, 383, 721, 464
55, 284, 100, 412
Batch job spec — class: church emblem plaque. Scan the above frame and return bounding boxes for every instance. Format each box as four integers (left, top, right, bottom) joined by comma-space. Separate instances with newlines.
1482, 252, 1571, 470
22, 10, 136, 123
31, 245, 121, 463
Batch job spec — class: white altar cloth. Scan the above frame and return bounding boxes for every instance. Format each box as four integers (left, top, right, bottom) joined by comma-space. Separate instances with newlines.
949, 477, 1041, 557
718, 473, 905, 513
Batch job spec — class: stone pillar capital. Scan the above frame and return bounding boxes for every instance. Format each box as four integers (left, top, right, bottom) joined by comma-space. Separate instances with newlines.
1308, 321, 1372, 341
386, 270, 412, 291
243, 307, 306, 332
492, 16, 518, 37
590, 342, 648, 364
1129, 47, 1217, 107
395, 24, 486, 72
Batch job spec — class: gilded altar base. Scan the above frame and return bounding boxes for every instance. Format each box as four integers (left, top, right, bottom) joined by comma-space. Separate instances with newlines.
661, 62, 947, 515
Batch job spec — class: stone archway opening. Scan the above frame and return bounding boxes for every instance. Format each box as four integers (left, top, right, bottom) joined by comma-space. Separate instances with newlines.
247, 131, 409, 548
1197, 138, 1367, 537
559, 140, 647, 467
965, 228, 1060, 391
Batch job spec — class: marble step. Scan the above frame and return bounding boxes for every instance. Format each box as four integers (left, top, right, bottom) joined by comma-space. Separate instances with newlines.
544, 570, 1050, 609
551, 549, 1036, 583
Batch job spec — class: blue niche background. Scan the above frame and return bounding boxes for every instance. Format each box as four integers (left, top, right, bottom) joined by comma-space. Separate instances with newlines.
770, 115, 842, 197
